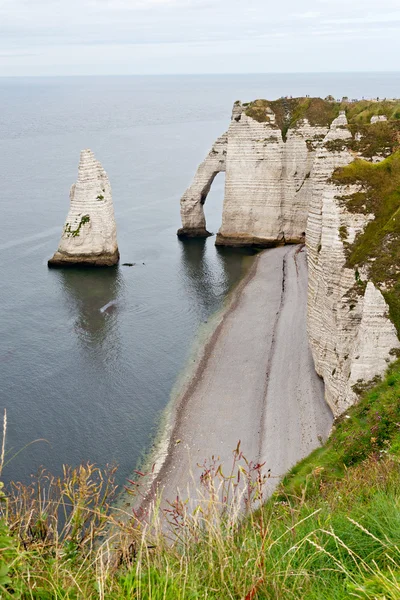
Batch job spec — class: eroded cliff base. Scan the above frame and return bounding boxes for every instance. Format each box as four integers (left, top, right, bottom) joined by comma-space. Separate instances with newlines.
177, 227, 212, 239
48, 249, 120, 268
215, 233, 305, 248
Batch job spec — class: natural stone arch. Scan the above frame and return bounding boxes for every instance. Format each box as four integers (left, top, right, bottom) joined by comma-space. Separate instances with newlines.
177, 132, 228, 238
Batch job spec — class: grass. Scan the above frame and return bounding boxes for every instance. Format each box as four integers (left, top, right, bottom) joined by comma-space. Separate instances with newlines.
245, 98, 341, 141
344, 100, 400, 124
2, 360, 400, 599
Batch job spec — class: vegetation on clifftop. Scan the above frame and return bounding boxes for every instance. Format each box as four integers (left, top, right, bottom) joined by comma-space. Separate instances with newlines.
245, 97, 400, 144
344, 99, 400, 124
245, 97, 341, 140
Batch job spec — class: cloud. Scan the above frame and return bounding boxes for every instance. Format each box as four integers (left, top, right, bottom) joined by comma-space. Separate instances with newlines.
0, 0, 399, 74
322, 11, 400, 24
292, 11, 320, 19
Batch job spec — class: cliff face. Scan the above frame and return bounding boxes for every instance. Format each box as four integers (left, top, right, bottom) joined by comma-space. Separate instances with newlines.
217, 107, 328, 246
306, 113, 400, 415
49, 149, 119, 267
179, 98, 400, 416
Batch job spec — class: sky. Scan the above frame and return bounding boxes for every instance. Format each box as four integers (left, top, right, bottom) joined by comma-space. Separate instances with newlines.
0, 0, 399, 76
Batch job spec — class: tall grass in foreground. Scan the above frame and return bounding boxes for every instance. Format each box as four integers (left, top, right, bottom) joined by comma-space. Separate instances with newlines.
1, 453, 400, 597
2, 357, 400, 599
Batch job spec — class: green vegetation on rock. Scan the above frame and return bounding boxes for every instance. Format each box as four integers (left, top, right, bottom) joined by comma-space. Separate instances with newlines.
350, 121, 400, 158
245, 97, 400, 146
245, 97, 341, 141
344, 99, 400, 124
332, 151, 400, 333
64, 214, 90, 238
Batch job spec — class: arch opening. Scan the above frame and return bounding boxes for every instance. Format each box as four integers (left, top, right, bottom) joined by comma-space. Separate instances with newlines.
203, 171, 225, 236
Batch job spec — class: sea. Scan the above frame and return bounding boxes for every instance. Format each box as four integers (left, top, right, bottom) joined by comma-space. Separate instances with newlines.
1, 72, 399, 487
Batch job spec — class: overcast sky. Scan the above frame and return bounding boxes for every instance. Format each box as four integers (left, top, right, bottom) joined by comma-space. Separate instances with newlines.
1, 0, 399, 76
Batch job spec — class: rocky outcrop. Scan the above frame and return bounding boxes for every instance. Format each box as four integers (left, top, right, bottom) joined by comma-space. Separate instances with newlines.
48, 150, 119, 267
346, 283, 400, 398
371, 115, 387, 123
178, 133, 228, 238
178, 98, 400, 416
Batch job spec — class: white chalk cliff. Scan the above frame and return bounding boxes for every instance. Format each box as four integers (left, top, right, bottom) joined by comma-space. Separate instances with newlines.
49, 149, 119, 267
179, 99, 400, 416
306, 114, 400, 415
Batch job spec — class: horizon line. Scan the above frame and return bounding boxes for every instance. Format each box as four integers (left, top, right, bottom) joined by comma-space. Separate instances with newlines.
1, 70, 400, 78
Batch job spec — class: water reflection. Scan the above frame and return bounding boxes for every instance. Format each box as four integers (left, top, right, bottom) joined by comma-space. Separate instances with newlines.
55, 267, 123, 353
215, 245, 258, 291
179, 238, 256, 318
179, 239, 214, 314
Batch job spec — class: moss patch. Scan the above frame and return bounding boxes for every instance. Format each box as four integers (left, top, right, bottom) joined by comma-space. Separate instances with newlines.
349, 121, 400, 158
64, 214, 90, 238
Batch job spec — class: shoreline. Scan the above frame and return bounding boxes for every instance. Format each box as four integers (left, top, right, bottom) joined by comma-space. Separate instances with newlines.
116, 249, 258, 517
120, 245, 333, 517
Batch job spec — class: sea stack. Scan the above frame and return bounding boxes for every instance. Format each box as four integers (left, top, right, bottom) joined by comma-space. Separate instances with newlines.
48, 149, 119, 267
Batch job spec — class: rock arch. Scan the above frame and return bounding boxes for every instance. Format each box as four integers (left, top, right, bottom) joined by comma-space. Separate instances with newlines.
177, 132, 228, 238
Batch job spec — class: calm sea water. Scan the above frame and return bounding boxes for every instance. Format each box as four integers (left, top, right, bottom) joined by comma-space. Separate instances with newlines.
1, 73, 399, 486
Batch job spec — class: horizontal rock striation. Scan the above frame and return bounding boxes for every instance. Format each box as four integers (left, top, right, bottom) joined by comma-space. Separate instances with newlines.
48, 149, 119, 267
216, 107, 328, 247
179, 98, 400, 415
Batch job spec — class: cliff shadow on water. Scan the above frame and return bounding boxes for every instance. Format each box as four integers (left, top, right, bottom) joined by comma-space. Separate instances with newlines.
178, 237, 258, 317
